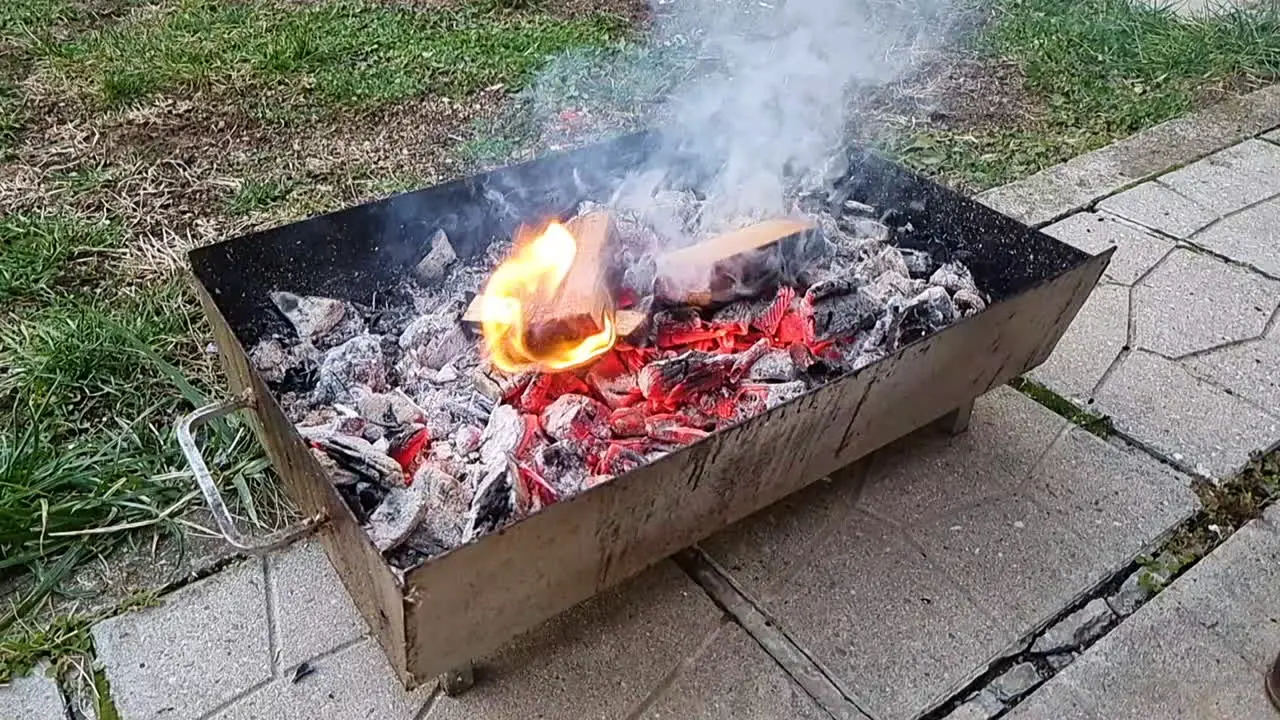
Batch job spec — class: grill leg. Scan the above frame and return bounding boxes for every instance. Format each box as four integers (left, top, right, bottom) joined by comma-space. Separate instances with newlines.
941, 401, 974, 435
440, 663, 476, 696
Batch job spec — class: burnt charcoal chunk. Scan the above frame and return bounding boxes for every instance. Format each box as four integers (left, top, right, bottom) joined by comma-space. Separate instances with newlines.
748, 349, 799, 382
804, 277, 856, 305
313, 334, 387, 404
929, 261, 980, 295
465, 467, 516, 541
270, 291, 345, 340
900, 248, 935, 278
307, 431, 405, 489
899, 286, 958, 343
414, 229, 458, 285
811, 286, 884, 342
541, 394, 610, 444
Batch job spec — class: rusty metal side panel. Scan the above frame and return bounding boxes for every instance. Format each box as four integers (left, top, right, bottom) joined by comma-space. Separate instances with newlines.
401, 250, 1112, 683
193, 280, 414, 686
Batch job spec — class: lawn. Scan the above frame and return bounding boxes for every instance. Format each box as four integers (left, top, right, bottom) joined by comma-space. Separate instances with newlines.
1, 0, 1278, 687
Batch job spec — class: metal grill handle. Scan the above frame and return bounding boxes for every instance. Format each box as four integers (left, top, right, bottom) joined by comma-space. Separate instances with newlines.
177, 391, 323, 553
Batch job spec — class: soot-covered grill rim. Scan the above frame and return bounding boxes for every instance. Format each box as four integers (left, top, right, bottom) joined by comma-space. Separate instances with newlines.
190, 130, 1089, 348
188, 130, 1093, 567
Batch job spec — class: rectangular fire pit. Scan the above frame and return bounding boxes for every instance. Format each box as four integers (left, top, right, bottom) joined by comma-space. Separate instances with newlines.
184, 130, 1110, 688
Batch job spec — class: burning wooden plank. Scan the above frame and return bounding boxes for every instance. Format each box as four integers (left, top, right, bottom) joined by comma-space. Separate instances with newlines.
653, 218, 816, 306
522, 211, 614, 357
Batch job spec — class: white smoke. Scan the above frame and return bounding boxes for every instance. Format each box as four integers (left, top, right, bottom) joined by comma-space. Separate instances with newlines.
509, 0, 955, 239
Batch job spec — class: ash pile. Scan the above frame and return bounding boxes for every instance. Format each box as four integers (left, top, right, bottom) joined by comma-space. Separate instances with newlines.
249, 180, 989, 573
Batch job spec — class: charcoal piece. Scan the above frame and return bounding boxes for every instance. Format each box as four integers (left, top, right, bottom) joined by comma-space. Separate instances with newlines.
862, 270, 924, 306
536, 442, 591, 496
585, 357, 639, 410
270, 291, 346, 340
804, 277, 856, 305
929, 261, 980, 295
335, 480, 385, 525
851, 350, 884, 372
954, 287, 987, 317
309, 446, 360, 486
811, 286, 884, 342
843, 199, 877, 216
839, 216, 891, 243
313, 334, 387, 405
413, 464, 470, 551
469, 367, 502, 401
354, 389, 422, 427
637, 351, 733, 402
541, 394, 610, 444
757, 380, 807, 409
859, 246, 910, 281
249, 338, 316, 387
711, 298, 771, 329
465, 467, 517, 541
414, 229, 458, 285
454, 424, 484, 455
367, 474, 433, 552
749, 349, 799, 382
597, 443, 647, 476
899, 286, 958, 343
398, 314, 454, 352
308, 431, 405, 489
900, 248, 935, 278
480, 404, 525, 472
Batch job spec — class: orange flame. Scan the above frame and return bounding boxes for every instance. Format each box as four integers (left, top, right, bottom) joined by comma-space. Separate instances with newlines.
478, 221, 616, 373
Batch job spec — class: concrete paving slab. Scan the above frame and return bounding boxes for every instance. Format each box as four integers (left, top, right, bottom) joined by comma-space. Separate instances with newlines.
748, 511, 1018, 720
1191, 195, 1280, 277
427, 561, 722, 720
1019, 429, 1199, 574
1002, 676, 1102, 720
211, 640, 433, 720
702, 386, 1197, 719
857, 387, 1065, 528
1131, 248, 1279, 358
1159, 508, 1280, 670
1013, 590, 1276, 719
1027, 283, 1129, 404
1094, 350, 1280, 479
267, 539, 366, 672
92, 559, 272, 720
1265, 128, 1280, 144
911, 494, 1100, 629
1159, 139, 1280, 215
0, 665, 67, 720
1042, 212, 1175, 284
1182, 336, 1280, 415
1095, 182, 1217, 239
696, 470, 866, 604
638, 622, 831, 720
978, 85, 1280, 226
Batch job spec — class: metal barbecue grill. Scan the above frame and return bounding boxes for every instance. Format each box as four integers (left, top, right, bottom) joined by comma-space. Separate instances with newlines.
179, 130, 1111, 689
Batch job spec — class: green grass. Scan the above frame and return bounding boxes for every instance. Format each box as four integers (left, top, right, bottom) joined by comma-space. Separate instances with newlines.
898, 0, 1280, 189
41, 0, 629, 115
0, 214, 275, 637
227, 178, 294, 216
0, 81, 24, 156
0, 214, 122, 304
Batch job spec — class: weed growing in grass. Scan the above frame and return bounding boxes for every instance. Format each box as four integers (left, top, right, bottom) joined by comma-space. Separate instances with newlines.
42, 0, 629, 115
0, 214, 121, 304
898, 0, 1280, 188
227, 178, 294, 216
